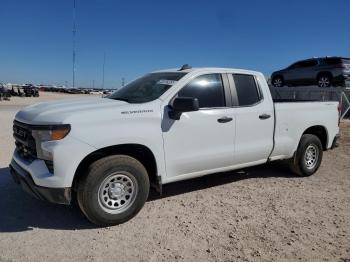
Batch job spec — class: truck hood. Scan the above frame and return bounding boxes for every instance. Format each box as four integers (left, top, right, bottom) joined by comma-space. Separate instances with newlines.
15, 97, 130, 124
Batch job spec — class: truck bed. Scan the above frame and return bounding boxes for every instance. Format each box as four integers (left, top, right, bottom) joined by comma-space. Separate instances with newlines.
270, 101, 339, 160
269, 86, 342, 103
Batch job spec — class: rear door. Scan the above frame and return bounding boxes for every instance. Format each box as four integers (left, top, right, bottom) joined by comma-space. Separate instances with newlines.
229, 74, 274, 164
162, 73, 236, 179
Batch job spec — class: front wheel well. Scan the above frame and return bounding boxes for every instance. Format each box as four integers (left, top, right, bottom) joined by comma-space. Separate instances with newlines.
302, 125, 328, 150
72, 144, 158, 192
317, 71, 333, 80
272, 75, 284, 81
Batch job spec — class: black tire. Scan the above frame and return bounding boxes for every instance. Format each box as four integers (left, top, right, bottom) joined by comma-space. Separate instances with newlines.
77, 155, 150, 226
272, 76, 284, 87
289, 134, 323, 177
317, 74, 331, 87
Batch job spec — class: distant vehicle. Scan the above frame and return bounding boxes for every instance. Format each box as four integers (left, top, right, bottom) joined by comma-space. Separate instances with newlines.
10, 66, 340, 226
103, 90, 114, 95
90, 90, 104, 95
38, 84, 59, 92
10, 85, 25, 97
64, 88, 84, 94
22, 84, 39, 97
271, 57, 350, 88
0, 83, 11, 100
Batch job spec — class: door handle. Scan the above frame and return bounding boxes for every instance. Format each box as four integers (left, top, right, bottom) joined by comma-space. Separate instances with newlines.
259, 114, 271, 120
217, 116, 233, 123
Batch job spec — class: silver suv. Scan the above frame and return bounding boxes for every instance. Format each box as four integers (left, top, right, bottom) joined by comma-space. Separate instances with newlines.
271, 57, 350, 88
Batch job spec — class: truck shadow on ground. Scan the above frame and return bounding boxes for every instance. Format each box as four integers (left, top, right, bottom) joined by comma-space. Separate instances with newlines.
0, 162, 296, 232
148, 162, 295, 201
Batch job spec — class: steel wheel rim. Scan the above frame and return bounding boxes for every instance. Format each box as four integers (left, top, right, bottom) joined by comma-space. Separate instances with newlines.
98, 172, 138, 214
304, 144, 319, 169
274, 78, 282, 87
318, 77, 330, 87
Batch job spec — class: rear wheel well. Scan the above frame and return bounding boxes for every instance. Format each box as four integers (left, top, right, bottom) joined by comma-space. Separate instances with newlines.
302, 126, 328, 150
72, 144, 158, 191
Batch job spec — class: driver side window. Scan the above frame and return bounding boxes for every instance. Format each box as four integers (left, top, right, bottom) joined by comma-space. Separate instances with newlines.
178, 74, 225, 108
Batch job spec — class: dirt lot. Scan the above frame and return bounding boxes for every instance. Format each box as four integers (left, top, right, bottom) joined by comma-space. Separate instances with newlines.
0, 92, 349, 262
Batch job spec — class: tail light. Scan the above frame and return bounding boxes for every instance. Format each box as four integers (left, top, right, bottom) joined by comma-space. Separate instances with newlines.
336, 63, 349, 69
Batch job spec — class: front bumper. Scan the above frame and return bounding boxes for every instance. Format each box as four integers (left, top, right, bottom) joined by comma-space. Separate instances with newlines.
11, 134, 96, 188
10, 159, 71, 205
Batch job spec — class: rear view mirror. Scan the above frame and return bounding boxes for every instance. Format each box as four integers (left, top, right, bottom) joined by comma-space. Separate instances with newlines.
169, 97, 199, 120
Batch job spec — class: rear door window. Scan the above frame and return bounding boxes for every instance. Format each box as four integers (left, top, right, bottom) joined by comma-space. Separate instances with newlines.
323, 58, 342, 65
232, 74, 261, 106
289, 60, 317, 69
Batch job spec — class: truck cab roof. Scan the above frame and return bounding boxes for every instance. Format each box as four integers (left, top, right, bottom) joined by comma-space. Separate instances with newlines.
153, 67, 262, 76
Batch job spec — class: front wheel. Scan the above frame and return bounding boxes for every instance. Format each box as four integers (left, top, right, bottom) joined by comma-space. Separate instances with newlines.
77, 155, 150, 226
317, 75, 331, 87
289, 134, 323, 177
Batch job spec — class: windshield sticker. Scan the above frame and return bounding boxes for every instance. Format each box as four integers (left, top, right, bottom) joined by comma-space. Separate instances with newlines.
157, 79, 178, 85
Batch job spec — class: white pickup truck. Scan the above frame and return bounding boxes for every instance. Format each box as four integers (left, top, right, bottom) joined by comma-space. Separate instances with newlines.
10, 66, 340, 226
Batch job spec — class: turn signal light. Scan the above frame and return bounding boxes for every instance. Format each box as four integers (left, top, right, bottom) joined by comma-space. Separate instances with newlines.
51, 129, 70, 140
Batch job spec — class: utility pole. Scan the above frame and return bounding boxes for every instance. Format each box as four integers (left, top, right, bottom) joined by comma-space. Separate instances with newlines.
121, 77, 125, 87
72, 0, 77, 88
102, 52, 106, 89
92, 79, 95, 89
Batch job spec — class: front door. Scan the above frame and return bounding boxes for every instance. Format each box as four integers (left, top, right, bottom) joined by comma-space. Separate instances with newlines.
162, 73, 235, 179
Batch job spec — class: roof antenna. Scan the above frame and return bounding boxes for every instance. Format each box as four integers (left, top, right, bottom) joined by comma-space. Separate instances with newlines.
179, 64, 192, 71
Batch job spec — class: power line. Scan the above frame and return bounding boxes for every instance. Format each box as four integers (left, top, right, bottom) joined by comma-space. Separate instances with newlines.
72, 0, 77, 88
102, 52, 106, 89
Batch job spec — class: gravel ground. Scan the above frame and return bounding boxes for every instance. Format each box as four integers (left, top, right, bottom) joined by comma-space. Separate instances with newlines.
0, 92, 349, 262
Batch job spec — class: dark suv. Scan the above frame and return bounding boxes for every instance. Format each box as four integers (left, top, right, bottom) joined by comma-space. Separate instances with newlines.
271, 57, 350, 88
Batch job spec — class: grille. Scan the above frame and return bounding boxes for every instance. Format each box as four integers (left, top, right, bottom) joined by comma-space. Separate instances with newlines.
13, 120, 37, 161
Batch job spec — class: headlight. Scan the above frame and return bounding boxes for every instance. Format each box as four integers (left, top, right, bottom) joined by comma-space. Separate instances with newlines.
32, 125, 70, 160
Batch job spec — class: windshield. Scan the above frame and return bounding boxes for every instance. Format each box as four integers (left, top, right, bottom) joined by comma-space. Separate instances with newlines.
108, 72, 187, 103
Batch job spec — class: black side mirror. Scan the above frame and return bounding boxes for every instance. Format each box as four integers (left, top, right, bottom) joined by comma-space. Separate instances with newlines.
169, 97, 199, 120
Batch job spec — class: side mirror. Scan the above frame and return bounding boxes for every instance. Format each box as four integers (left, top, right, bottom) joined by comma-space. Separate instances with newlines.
169, 97, 199, 120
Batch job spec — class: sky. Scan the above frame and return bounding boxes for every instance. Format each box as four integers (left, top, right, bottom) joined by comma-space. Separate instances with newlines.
0, 0, 349, 88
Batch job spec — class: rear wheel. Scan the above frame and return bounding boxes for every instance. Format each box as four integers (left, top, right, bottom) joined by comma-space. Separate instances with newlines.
289, 134, 323, 176
77, 155, 150, 226
317, 75, 331, 87
272, 76, 284, 87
